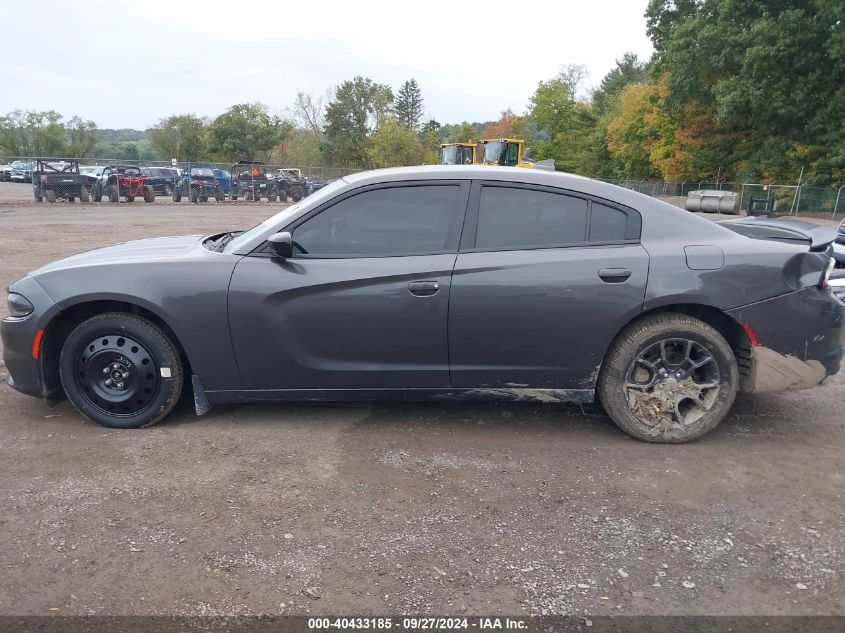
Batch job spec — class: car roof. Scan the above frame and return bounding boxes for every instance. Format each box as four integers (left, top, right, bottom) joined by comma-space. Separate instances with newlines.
344, 166, 634, 205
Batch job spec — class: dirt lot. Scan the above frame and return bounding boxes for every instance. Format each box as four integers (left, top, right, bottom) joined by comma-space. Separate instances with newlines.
0, 185, 843, 619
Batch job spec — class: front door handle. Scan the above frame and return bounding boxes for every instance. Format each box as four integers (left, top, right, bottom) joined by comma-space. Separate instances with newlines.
598, 268, 632, 283
408, 280, 440, 296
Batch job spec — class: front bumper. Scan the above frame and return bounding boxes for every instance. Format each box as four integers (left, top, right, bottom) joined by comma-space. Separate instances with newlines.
1, 276, 59, 398
728, 286, 845, 393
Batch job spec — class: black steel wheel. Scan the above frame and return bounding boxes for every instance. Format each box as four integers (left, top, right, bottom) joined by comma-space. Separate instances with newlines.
59, 313, 183, 428
598, 313, 738, 443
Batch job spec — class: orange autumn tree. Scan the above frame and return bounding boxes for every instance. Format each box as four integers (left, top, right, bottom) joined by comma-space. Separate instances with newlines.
480, 109, 518, 139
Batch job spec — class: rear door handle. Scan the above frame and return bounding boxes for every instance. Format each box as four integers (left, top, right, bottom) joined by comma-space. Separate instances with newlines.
598, 268, 632, 283
408, 281, 440, 296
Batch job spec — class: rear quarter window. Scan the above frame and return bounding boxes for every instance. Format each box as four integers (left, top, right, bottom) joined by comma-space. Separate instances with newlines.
589, 203, 629, 242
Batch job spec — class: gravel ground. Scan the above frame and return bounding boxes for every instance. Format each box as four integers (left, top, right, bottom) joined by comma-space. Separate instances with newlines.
0, 190, 843, 618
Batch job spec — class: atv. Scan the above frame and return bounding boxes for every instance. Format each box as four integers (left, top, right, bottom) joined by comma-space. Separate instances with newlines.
230, 161, 277, 201
32, 159, 90, 203
172, 164, 224, 203
275, 168, 310, 202
93, 165, 155, 203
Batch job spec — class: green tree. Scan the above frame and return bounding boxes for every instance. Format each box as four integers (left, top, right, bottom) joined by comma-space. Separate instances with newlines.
149, 114, 208, 161
278, 127, 324, 167
324, 76, 394, 167
66, 116, 98, 158
527, 80, 596, 173
208, 103, 285, 162
645, 0, 845, 183
394, 79, 424, 129
0, 110, 68, 156
0, 110, 32, 155
367, 118, 427, 168
592, 53, 649, 116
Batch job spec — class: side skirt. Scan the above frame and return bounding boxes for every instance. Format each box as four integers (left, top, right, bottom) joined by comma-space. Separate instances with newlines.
203, 387, 595, 406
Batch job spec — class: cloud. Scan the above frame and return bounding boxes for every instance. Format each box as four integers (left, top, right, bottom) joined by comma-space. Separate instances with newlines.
0, 0, 653, 128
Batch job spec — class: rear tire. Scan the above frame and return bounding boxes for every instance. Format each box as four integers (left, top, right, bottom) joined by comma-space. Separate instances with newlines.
79, 186, 90, 203
59, 313, 184, 429
143, 185, 155, 203
597, 313, 738, 443
108, 185, 119, 203
189, 188, 198, 204
45, 189, 56, 203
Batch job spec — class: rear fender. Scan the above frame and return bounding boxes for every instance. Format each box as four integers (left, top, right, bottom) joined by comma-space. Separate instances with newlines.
728, 286, 845, 393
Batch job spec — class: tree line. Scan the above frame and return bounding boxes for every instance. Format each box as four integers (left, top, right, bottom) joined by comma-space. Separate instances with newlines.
1, 1, 841, 185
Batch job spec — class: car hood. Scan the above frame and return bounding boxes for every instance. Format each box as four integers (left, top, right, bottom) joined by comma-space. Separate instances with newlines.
31, 235, 204, 275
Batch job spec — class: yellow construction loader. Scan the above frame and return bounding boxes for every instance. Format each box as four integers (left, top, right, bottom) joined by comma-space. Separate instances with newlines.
439, 143, 477, 165
477, 138, 534, 167
439, 138, 555, 170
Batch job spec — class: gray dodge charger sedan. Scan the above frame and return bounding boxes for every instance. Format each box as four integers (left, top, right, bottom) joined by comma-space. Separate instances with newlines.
3, 166, 844, 442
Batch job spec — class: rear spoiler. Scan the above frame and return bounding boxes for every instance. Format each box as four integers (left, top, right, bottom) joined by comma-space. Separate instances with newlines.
719, 217, 838, 251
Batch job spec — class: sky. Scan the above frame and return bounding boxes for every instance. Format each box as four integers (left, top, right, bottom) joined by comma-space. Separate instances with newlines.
0, 0, 654, 130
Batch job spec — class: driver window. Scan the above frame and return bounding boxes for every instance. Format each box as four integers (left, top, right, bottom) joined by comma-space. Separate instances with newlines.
292, 185, 462, 257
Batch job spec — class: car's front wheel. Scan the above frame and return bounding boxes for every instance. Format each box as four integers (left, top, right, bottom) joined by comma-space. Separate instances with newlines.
598, 313, 738, 443
59, 313, 183, 428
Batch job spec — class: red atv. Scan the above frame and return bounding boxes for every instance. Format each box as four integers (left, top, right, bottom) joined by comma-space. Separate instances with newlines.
93, 165, 155, 203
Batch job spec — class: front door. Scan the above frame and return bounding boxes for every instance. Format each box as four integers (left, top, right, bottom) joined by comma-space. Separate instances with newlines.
228, 181, 470, 391
448, 181, 649, 389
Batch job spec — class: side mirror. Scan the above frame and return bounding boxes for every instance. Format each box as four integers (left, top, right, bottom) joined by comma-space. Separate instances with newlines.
268, 231, 293, 258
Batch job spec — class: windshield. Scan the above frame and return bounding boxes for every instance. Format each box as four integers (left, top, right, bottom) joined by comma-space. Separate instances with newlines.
11, 161, 29, 169
190, 167, 215, 177
440, 146, 459, 165
481, 141, 505, 165
223, 178, 348, 254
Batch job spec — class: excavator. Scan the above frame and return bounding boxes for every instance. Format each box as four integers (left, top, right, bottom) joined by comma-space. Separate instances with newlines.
440, 138, 554, 170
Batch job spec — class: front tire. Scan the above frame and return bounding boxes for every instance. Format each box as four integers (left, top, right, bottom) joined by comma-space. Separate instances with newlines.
597, 313, 738, 443
59, 313, 184, 429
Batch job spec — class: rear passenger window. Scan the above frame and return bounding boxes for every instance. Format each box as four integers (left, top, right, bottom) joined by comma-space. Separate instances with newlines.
589, 203, 628, 242
475, 186, 588, 250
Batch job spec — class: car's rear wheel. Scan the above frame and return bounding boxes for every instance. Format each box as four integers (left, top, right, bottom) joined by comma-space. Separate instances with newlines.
59, 313, 183, 429
143, 185, 155, 203
79, 186, 90, 203
45, 189, 56, 203
598, 313, 738, 443
108, 185, 119, 203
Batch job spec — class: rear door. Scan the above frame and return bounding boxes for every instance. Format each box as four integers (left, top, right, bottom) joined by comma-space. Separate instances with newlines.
448, 181, 649, 389
228, 181, 470, 390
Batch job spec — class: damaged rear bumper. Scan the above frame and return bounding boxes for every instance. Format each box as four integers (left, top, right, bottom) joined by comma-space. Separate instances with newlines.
728, 286, 845, 393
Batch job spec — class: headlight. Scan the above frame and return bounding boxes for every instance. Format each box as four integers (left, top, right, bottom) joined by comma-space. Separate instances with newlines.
7, 292, 34, 317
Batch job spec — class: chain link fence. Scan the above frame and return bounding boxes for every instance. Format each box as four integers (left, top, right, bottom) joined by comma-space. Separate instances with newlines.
2, 154, 843, 218
600, 178, 845, 218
